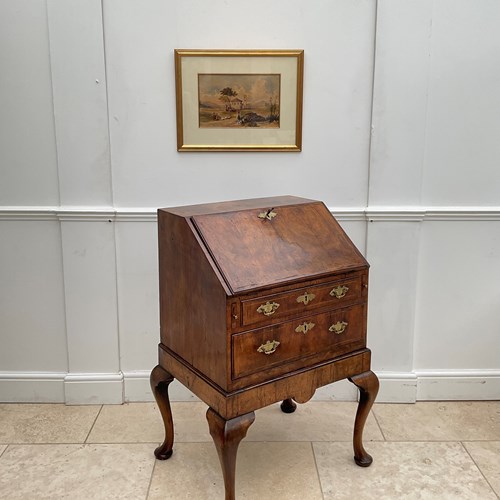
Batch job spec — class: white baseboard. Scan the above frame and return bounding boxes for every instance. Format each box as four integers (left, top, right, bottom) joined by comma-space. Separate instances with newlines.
63, 373, 124, 405
122, 371, 153, 402
124, 370, 500, 404
312, 379, 359, 401
124, 370, 500, 403
123, 372, 200, 402
415, 370, 500, 401
1, 370, 499, 404
0, 372, 66, 403
123, 371, 200, 402
376, 372, 418, 403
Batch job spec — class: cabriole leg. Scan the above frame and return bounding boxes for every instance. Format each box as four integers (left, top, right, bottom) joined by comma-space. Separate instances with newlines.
150, 365, 175, 460
349, 370, 380, 467
206, 408, 255, 500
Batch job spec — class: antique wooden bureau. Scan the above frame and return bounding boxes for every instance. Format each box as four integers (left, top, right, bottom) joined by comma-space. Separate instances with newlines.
151, 196, 379, 500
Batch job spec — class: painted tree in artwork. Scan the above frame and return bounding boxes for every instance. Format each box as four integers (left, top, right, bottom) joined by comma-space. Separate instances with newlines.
219, 87, 238, 111
268, 95, 279, 123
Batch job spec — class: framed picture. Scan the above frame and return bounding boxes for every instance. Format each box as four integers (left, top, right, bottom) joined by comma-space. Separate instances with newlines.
174, 49, 304, 152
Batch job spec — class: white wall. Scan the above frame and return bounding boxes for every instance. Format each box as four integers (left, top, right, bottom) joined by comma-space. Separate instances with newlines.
0, 0, 59, 207
103, 0, 375, 208
368, 0, 500, 401
0, 0, 499, 403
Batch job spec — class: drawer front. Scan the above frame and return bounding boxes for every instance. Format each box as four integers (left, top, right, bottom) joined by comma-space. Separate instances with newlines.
232, 304, 365, 379
240, 277, 362, 327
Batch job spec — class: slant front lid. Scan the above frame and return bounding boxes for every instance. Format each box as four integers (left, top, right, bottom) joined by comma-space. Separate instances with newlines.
192, 201, 367, 294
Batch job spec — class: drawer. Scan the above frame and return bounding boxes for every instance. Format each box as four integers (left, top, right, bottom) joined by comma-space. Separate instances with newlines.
240, 276, 362, 327
232, 304, 365, 380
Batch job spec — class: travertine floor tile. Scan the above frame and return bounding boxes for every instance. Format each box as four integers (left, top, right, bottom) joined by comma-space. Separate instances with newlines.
374, 402, 500, 441
464, 441, 500, 496
87, 402, 210, 443
0, 404, 100, 444
0, 443, 154, 499
148, 441, 323, 499
88, 401, 384, 444
247, 402, 383, 442
313, 441, 497, 500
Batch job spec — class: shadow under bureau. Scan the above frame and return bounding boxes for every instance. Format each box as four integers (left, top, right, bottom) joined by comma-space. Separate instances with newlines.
151, 196, 379, 499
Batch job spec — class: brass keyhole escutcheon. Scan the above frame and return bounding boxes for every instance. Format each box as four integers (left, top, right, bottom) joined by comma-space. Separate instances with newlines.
329, 321, 348, 335
296, 292, 316, 306
258, 208, 277, 221
295, 322, 315, 334
257, 301, 280, 316
257, 340, 280, 355
330, 285, 349, 299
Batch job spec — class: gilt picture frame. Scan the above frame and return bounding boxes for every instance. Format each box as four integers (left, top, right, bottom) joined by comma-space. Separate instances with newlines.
174, 49, 304, 152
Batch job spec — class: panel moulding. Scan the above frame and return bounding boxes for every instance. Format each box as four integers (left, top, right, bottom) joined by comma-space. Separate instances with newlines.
1, 206, 500, 222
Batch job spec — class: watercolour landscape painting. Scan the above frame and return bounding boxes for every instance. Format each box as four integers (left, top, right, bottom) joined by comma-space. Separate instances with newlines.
198, 74, 280, 128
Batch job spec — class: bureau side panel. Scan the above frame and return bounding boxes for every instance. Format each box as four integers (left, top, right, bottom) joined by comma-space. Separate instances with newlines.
158, 211, 228, 389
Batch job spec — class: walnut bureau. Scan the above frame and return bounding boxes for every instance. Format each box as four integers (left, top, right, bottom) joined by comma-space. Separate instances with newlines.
151, 196, 379, 500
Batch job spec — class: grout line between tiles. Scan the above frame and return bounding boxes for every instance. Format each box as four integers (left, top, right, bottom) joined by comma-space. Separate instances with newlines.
145, 452, 159, 500
366, 438, 498, 443
0, 445, 9, 458
82, 441, 165, 445
0, 442, 162, 447
460, 442, 500, 500
310, 442, 325, 500
371, 409, 387, 441
84, 405, 103, 444
302, 440, 499, 446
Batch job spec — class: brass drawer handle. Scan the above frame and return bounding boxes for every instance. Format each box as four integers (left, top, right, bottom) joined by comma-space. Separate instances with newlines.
329, 321, 348, 334
257, 301, 280, 316
330, 285, 349, 299
257, 340, 280, 355
296, 292, 316, 305
295, 322, 315, 334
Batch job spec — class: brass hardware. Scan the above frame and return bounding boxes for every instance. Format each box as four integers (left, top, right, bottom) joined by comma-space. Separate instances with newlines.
330, 285, 349, 299
256, 301, 280, 316
295, 322, 315, 334
232, 314, 238, 319
258, 208, 277, 221
257, 340, 280, 355
296, 292, 316, 305
329, 321, 348, 334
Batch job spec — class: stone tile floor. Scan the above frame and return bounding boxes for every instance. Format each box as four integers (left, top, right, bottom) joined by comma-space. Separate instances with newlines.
0, 401, 499, 499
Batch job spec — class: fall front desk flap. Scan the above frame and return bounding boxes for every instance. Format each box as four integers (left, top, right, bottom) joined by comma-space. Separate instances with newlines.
186, 196, 367, 294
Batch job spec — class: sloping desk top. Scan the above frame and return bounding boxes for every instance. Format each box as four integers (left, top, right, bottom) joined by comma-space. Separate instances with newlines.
159, 195, 367, 294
